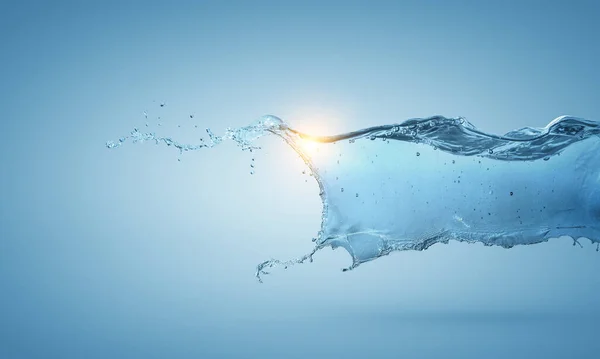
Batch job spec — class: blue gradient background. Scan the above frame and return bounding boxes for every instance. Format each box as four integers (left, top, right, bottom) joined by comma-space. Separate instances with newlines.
1, 1, 600, 358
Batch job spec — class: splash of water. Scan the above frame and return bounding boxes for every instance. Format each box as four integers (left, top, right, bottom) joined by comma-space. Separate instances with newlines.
107, 115, 600, 282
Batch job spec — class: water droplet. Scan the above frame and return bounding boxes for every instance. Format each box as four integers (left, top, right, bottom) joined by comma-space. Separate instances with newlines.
160, 103, 165, 107
250, 170, 255, 175
510, 191, 514, 196
341, 188, 345, 192
543, 156, 550, 161
190, 114, 194, 118
355, 193, 359, 197
452, 160, 455, 164
416, 152, 420, 157
488, 149, 494, 154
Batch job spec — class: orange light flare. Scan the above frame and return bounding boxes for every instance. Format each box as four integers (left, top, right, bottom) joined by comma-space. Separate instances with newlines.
297, 135, 323, 157
289, 114, 343, 161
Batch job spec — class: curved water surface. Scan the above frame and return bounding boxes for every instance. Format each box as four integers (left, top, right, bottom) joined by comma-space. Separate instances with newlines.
107, 115, 600, 281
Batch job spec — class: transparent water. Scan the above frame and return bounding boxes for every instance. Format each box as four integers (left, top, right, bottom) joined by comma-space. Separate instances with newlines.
108, 115, 600, 281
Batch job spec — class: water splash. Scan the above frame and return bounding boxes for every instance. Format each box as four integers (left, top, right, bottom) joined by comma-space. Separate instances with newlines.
107, 115, 600, 282
105, 115, 285, 152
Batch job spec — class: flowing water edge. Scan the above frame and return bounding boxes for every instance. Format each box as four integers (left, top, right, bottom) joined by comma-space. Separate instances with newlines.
107, 115, 600, 282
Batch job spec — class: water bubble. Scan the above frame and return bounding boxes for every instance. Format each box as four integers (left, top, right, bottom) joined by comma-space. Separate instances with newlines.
416, 152, 420, 157
341, 188, 344, 192
543, 157, 550, 161
160, 103, 165, 107
355, 193, 359, 197
510, 191, 514, 196
488, 149, 493, 154
190, 114, 194, 118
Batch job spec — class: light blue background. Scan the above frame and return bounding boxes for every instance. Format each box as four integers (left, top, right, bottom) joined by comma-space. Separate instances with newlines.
1, 1, 599, 358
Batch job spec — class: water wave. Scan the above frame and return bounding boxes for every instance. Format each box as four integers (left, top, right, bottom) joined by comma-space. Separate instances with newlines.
107, 115, 600, 281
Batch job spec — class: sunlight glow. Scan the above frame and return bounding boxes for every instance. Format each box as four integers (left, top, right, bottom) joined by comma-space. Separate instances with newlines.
298, 137, 321, 157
